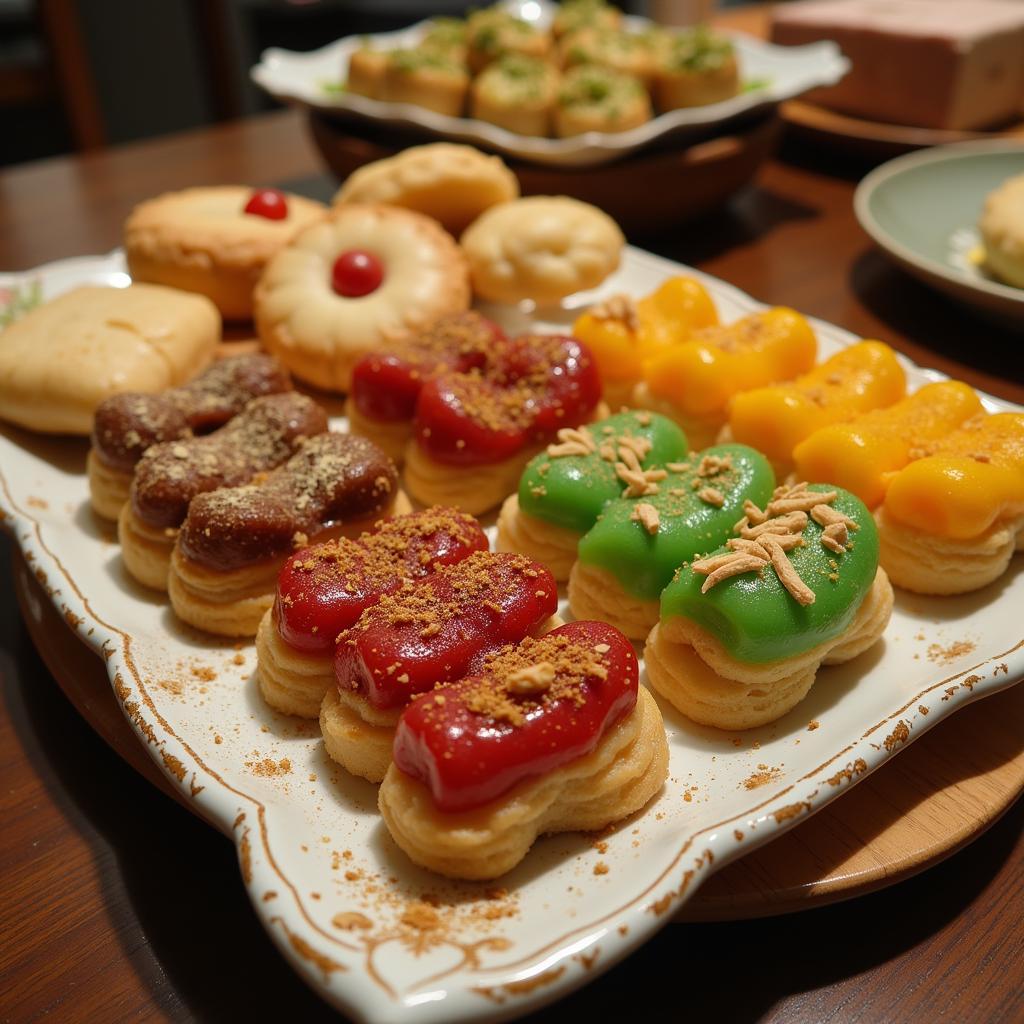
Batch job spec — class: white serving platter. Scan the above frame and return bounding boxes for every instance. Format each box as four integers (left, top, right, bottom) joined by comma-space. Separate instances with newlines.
250, 0, 848, 168
1, 247, 1021, 1024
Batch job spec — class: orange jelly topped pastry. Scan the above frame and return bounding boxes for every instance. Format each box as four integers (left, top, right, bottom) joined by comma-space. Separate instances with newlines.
792, 380, 983, 509
877, 412, 1024, 595
636, 307, 818, 448
728, 340, 906, 474
572, 275, 718, 407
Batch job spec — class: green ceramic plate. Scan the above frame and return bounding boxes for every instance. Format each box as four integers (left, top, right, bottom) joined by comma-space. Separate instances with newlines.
854, 140, 1024, 324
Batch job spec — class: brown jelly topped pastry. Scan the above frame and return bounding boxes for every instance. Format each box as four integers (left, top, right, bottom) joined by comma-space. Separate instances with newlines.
130, 392, 327, 531
92, 353, 291, 472
177, 433, 401, 573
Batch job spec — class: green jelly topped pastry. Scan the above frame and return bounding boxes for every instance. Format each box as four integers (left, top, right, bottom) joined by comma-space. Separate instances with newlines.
660, 481, 879, 663
518, 410, 688, 534
576, 443, 775, 601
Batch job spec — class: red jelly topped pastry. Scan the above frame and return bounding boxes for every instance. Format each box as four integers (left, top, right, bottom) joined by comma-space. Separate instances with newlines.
395, 620, 637, 813
404, 332, 603, 515
256, 507, 489, 718
378, 619, 670, 880
321, 550, 558, 783
88, 353, 292, 521
167, 432, 408, 639
347, 311, 503, 460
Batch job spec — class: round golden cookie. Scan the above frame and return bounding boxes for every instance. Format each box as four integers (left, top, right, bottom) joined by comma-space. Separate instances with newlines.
460, 195, 625, 305
124, 186, 327, 320
979, 172, 1024, 289
254, 204, 471, 392
334, 144, 520, 237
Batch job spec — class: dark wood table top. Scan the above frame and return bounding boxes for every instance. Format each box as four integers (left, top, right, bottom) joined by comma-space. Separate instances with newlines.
1, 108, 1022, 1024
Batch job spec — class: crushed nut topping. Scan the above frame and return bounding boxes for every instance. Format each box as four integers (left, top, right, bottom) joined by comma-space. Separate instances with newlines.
507, 662, 556, 696
697, 486, 724, 507
589, 293, 640, 332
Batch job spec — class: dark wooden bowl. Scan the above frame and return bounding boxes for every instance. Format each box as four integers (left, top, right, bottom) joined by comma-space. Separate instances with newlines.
306, 110, 783, 234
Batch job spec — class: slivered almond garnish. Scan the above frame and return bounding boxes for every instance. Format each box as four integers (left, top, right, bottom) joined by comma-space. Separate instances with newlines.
589, 293, 639, 331
760, 536, 815, 606
820, 522, 849, 554
593, 643, 611, 654
740, 511, 808, 539
695, 553, 766, 592
810, 503, 858, 530
616, 462, 664, 498
631, 502, 660, 534
697, 454, 732, 477
726, 538, 771, 560
547, 426, 596, 458
666, 461, 691, 473
507, 661, 556, 696
635, 411, 651, 426
617, 434, 653, 462
696, 485, 844, 605
697, 486, 724, 507
743, 499, 767, 525
599, 442, 617, 461
618, 445, 642, 472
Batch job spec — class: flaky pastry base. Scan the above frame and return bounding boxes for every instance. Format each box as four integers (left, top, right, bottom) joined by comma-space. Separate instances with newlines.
118, 504, 176, 591
644, 568, 894, 730
320, 687, 403, 784
568, 561, 661, 641
168, 489, 411, 637
343, 398, 413, 466
88, 448, 133, 522
256, 608, 333, 718
495, 494, 580, 581
631, 383, 724, 451
403, 442, 540, 517
876, 507, 1024, 596
378, 685, 668, 880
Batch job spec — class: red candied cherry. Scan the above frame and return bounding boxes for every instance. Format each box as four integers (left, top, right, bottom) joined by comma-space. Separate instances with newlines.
332, 250, 384, 298
244, 188, 288, 220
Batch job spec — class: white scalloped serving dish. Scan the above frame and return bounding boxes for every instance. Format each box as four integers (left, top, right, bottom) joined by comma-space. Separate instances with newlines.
1, 247, 1021, 1023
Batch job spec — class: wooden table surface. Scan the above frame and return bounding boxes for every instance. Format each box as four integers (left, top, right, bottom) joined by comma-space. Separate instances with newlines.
2, 108, 1023, 1024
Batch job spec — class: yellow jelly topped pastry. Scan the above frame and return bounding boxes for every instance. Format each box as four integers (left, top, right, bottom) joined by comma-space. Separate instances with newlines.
883, 413, 1024, 540
572, 276, 717, 404
728, 340, 906, 472
639, 307, 817, 446
792, 380, 983, 509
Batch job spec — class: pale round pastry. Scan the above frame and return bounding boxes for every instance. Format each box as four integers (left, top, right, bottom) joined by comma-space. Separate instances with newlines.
876, 506, 1024, 595
979, 172, 1024, 289
0, 284, 219, 436
333, 143, 520, 237
644, 568, 894, 730
378, 685, 668, 880
470, 55, 559, 138
254, 204, 471, 392
460, 196, 625, 305
124, 186, 327, 320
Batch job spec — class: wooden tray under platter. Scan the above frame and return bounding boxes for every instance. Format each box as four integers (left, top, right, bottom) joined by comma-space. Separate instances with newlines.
307, 110, 782, 235
14, 546, 1024, 922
